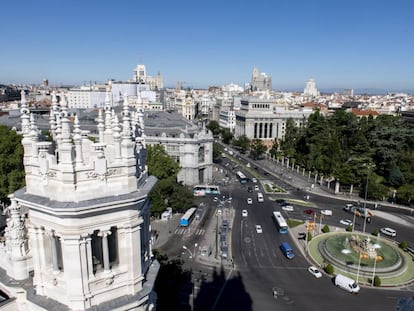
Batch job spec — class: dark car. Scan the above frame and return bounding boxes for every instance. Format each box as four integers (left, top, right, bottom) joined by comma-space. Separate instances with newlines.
247, 186, 253, 192
276, 199, 286, 205
304, 209, 315, 215
298, 232, 306, 240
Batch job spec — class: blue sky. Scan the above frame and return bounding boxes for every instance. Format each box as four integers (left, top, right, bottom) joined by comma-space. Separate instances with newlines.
2, 0, 414, 91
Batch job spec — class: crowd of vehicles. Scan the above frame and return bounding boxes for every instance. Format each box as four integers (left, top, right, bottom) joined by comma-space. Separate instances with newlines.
344, 203, 373, 222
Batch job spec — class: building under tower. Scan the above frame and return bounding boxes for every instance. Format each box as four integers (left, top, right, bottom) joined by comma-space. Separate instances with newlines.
0, 91, 159, 310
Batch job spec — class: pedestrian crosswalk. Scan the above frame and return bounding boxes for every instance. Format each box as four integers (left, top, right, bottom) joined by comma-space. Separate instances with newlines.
174, 228, 206, 236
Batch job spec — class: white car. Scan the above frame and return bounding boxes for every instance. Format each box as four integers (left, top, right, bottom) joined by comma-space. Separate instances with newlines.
247, 198, 253, 205
242, 209, 248, 217
252, 177, 257, 183
340, 219, 353, 226
308, 266, 323, 278
282, 205, 294, 212
255, 225, 263, 233
321, 209, 332, 216
254, 185, 259, 191
380, 227, 397, 237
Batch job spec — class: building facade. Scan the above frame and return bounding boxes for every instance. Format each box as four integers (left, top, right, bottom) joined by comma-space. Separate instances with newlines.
0, 91, 159, 311
235, 97, 312, 146
144, 110, 213, 186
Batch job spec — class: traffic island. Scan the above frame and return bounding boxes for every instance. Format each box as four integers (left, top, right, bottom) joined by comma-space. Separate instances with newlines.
307, 231, 414, 287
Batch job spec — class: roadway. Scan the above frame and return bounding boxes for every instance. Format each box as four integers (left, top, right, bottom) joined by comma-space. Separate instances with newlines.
157, 152, 413, 310
212, 153, 413, 310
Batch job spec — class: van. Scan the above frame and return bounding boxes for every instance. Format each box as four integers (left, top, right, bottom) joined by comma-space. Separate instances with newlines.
257, 192, 264, 203
280, 242, 294, 259
334, 274, 360, 293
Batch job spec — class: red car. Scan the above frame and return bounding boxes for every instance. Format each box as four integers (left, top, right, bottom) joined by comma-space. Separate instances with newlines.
304, 209, 315, 215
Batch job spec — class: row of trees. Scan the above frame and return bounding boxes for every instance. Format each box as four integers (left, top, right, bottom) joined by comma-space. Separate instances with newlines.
274, 110, 414, 204
207, 110, 414, 205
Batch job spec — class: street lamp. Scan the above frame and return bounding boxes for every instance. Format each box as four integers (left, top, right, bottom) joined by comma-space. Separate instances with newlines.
183, 243, 198, 260
363, 163, 375, 234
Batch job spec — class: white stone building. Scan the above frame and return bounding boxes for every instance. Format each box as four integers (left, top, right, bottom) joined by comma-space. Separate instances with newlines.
235, 96, 312, 146
0, 91, 159, 310
144, 110, 213, 186
303, 78, 319, 97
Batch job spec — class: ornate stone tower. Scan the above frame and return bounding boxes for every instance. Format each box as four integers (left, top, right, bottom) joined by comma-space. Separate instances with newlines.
4, 91, 158, 310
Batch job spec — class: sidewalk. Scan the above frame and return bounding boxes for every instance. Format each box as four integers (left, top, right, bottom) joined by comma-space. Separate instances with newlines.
258, 158, 413, 214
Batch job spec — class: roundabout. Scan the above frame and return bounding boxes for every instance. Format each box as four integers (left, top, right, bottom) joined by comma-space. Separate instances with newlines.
308, 231, 414, 286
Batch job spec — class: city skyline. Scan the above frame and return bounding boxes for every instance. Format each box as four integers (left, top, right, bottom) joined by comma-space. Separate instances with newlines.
2, 0, 414, 92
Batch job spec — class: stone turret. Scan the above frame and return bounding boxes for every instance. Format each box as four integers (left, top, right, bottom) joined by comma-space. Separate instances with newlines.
0, 91, 158, 311
21, 93, 148, 202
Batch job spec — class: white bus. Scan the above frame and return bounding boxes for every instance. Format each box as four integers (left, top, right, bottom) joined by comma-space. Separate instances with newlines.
273, 211, 288, 234
235, 171, 247, 184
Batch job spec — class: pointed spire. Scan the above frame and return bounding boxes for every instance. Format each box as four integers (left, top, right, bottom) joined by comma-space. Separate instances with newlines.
73, 115, 83, 166
121, 93, 131, 139
20, 90, 30, 136
97, 109, 105, 143
60, 95, 71, 143
104, 90, 112, 133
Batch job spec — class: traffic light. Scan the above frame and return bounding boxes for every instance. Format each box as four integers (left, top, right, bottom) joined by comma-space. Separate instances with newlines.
307, 221, 315, 231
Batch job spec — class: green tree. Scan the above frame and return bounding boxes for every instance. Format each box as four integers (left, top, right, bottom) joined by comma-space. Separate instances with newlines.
250, 139, 267, 160
147, 144, 180, 180
396, 184, 414, 206
147, 144, 194, 216
232, 135, 250, 154
0, 126, 25, 203
212, 142, 223, 163
206, 120, 221, 137
324, 263, 334, 275
221, 128, 234, 145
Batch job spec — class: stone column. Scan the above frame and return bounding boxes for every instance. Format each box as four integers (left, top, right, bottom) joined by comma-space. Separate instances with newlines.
335, 181, 340, 194
99, 230, 112, 273
50, 232, 60, 272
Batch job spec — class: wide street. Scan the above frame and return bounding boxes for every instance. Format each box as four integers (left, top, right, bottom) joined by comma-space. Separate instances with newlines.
156, 151, 414, 311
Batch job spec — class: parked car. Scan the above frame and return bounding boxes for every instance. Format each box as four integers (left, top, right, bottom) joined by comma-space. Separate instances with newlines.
340, 219, 353, 226
298, 232, 307, 240
321, 209, 332, 216
256, 225, 263, 233
242, 210, 248, 217
308, 266, 322, 278
247, 198, 253, 205
380, 227, 397, 237
282, 205, 294, 212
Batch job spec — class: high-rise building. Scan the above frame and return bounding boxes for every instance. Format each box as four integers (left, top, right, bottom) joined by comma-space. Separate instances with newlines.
251, 67, 272, 92
303, 78, 319, 97
0, 91, 159, 310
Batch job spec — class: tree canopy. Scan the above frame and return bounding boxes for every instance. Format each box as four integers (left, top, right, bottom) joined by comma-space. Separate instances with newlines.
0, 126, 25, 203
280, 110, 414, 203
147, 144, 194, 217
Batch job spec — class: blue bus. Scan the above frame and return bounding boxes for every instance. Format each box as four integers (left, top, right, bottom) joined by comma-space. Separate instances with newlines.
236, 171, 248, 184
273, 211, 288, 234
180, 207, 197, 227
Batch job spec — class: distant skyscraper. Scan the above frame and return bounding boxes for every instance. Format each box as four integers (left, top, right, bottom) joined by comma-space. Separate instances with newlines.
303, 79, 319, 97
134, 64, 147, 83
251, 67, 272, 92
